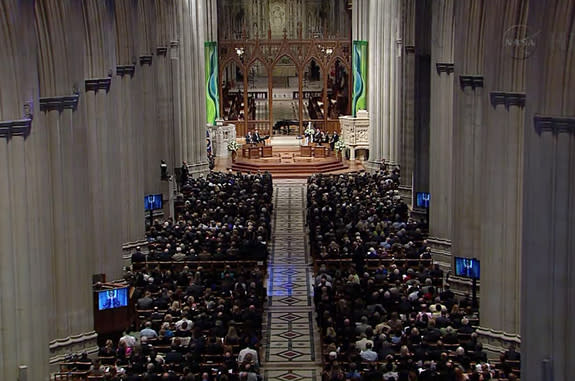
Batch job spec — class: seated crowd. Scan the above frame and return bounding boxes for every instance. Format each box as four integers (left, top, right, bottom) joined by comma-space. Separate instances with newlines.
138, 171, 273, 263
88, 172, 273, 380
308, 169, 520, 381
307, 168, 427, 264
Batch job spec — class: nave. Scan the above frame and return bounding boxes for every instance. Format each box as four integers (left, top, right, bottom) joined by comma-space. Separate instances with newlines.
262, 180, 321, 380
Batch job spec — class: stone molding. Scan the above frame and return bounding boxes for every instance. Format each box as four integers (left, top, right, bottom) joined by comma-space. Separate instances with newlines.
169, 40, 179, 47
428, 236, 452, 269
117, 64, 136, 77
398, 185, 412, 207
156, 46, 168, 56
476, 326, 521, 357
405, 45, 415, 53
436, 62, 454, 75
0, 118, 32, 139
459, 75, 484, 90
39, 94, 79, 112
139, 55, 153, 65
187, 161, 210, 177
490, 91, 526, 109
122, 239, 148, 251
49, 331, 98, 364
534, 114, 575, 135
85, 78, 111, 93
446, 274, 480, 299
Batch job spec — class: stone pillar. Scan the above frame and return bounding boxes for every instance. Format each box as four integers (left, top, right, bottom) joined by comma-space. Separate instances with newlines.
521, 1, 575, 379
474, 1, 528, 350
451, 0, 484, 260
0, 120, 52, 381
176, 0, 209, 176
412, 0, 431, 200
428, 0, 454, 266
352, 0, 369, 42
399, 0, 415, 188
365, 0, 401, 171
42, 99, 97, 364
204, 0, 218, 42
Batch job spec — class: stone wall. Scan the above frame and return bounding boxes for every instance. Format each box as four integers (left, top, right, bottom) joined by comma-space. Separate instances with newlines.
0, 1, 210, 379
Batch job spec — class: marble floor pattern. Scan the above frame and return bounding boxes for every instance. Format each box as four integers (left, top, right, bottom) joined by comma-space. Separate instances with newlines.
262, 180, 322, 380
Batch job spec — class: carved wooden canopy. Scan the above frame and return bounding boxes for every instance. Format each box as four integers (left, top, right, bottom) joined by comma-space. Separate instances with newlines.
218, 33, 352, 136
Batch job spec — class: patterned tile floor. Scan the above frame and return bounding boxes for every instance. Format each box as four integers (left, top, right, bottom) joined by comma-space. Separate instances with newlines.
262, 180, 322, 380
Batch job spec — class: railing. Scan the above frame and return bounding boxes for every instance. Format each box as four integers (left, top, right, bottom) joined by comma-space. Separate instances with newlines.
229, 90, 268, 100
247, 120, 271, 136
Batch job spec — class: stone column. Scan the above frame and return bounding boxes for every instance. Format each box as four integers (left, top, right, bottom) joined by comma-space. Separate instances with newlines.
428, 0, 455, 267
521, 1, 575, 379
0, 3, 51, 379
366, 0, 401, 171
352, 0, 369, 41
0, 121, 52, 381
474, 1, 528, 350
399, 0, 415, 189
176, 0, 209, 176
451, 0, 484, 260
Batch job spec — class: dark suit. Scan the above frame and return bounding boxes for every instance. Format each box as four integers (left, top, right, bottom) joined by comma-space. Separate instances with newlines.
102, 293, 122, 309
254, 132, 262, 143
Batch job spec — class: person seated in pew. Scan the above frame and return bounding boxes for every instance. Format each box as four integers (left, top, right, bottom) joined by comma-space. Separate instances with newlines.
245, 131, 254, 144
253, 129, 269, 145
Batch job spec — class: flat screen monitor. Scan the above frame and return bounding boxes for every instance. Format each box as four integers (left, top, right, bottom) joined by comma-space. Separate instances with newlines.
98, 288, 128, 310
144, 194, 163, 211
416, 192, 430, 209
454, 257, 480, 279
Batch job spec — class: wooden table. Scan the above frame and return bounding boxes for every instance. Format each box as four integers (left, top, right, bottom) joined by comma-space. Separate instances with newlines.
242, 143, 272, 159
300, 144, 329, 158
261, 145, 273, 157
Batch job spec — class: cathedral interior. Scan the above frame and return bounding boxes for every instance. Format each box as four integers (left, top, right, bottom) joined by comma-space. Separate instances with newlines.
0, 0, 573, 380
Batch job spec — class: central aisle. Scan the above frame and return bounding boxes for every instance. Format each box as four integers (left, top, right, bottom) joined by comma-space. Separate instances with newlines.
262, 179, 322, 381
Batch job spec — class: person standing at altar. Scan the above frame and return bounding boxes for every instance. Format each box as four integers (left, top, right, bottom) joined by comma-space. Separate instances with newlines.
314, 127, 325, 145
329, 131, 339, 150
304, 122, 314, 145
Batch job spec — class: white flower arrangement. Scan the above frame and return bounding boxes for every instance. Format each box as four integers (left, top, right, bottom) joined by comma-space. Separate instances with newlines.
304, 126, 315, 136
334, 140, 347, 151
227, 140, 240, 152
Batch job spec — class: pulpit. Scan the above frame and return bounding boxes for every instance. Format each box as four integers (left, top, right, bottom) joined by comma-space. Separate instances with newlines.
339, 110, 370, 160
207, 121, 236, 158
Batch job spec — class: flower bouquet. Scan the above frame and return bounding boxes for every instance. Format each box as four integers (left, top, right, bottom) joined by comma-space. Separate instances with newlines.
334, 140, 346, 161
334, 140, 347, 151
304, 126, 315, 137
227, 140, 240, 152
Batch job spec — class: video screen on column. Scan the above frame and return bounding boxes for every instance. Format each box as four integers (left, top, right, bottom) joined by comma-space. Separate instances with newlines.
144, 194, 163, 211
416, 192, 430, 208
454, 257, 480, 279
98, 288, 129, 310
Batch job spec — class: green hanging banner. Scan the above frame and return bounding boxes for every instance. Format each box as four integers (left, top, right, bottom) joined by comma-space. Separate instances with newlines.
351, 40, 368, 117
205, 41, 220, 125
